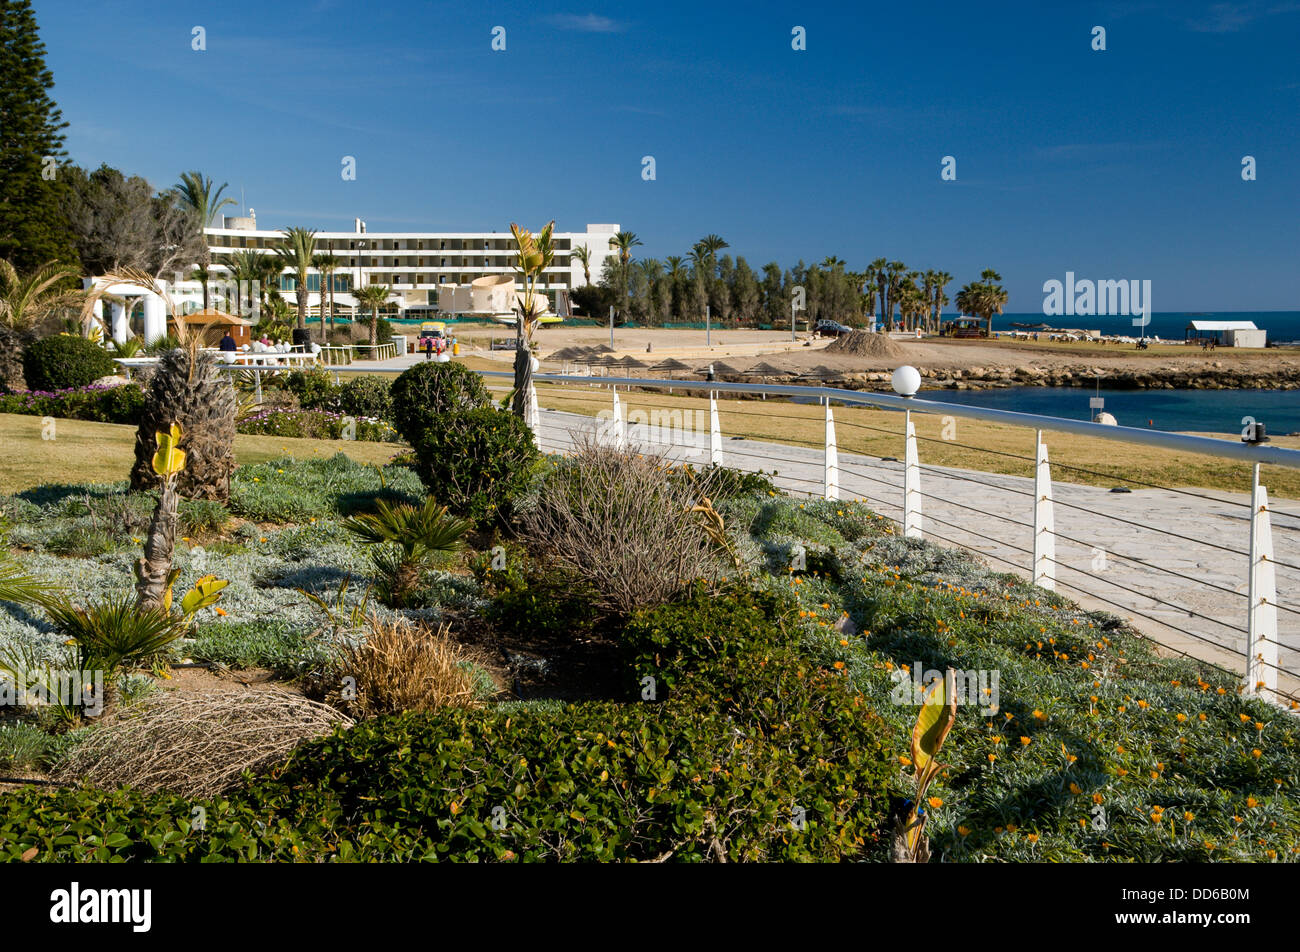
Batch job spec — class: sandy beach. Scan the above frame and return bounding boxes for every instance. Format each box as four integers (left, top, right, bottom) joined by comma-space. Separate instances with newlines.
449, 325, 1300, 390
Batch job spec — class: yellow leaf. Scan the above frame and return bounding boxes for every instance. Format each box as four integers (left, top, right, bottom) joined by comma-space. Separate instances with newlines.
152, 424, 186, 477
910, 668, 958, 777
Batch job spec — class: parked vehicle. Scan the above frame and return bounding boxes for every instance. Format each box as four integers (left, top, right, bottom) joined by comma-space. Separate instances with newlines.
815, 319, 853, 337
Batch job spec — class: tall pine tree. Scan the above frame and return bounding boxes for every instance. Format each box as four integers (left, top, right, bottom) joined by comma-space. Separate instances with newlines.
0, 0, 78, 271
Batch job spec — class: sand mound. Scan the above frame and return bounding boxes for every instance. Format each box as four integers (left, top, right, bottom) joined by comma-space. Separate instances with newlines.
825, 330, 904, 359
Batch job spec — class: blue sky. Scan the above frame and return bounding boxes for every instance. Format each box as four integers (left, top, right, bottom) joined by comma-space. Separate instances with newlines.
34, 0, 1300, 311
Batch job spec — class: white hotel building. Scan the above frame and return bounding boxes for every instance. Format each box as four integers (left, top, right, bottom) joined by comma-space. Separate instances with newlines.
207, 213, 620, 318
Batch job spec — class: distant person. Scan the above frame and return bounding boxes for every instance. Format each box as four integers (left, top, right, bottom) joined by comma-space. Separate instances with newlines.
422, 336, 433, 360
219, 331, 237, 352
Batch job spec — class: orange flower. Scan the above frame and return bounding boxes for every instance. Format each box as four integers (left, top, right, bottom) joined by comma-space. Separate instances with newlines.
1246, 797, 1258, 808
927, 797, 943, 809
1069, 782, 1082, 795
214, 607, 228, 617
1252, 749, 1262, 759
1019, 736, 1031, 746
1026, 833, 1039, 844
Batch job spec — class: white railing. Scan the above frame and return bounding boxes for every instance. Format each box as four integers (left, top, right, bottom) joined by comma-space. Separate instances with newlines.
479, 370, 1300, 708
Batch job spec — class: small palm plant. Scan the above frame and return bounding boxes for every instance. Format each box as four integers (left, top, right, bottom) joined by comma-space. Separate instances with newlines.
342, 498, 471, 607
46, 594, 185, 677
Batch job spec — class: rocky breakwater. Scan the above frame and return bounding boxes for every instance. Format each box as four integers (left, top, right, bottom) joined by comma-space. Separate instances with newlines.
830, 363, 1300, 392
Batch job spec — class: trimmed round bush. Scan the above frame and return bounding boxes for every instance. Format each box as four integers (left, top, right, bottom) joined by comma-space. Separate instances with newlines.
336, 375, 393, 421
21, 335, 116, 391
409, 408, 537, 524
390, 362, 490, 445
283, 366, 338, 410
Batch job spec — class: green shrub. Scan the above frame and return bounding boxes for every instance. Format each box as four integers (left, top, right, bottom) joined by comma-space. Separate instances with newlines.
390, 361, 490, 445
620, 583, 795, 694
474, 551, 599, 642
676, 463, 779, 499
0, 383, 144, 424
237, 697, 895, 861
409, 409, 538, 525
336, 376, 393, 421
21, 336, 117, 391
0, 690, 895, 862
283, 366, 338, 410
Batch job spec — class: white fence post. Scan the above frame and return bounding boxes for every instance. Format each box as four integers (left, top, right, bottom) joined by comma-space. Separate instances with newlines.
612, 388, 626, 450
824, 397, 839, 500
1033, 430, 1056, 591
1246, 463, 1278, 696
709, 391, 723, 466
903, 410, 922, 538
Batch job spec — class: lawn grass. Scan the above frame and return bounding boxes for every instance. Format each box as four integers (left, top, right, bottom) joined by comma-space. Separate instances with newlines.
0, 412, 404, 495
513, 382, 1300, 500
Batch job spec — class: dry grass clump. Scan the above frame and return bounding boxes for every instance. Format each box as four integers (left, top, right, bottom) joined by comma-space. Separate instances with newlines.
54, 688, 350, 798
521, 436, 723, 615
332, 615, 486, 718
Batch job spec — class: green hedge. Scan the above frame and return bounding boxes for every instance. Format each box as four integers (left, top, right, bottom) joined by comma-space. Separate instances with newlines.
409, 408, 538, 525
0, 581, 897, 862
22, 335, 117, 391
0, 383, 143, 424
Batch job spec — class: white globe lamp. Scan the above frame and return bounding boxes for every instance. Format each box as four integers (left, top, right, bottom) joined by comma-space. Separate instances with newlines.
891, 365, 921, 398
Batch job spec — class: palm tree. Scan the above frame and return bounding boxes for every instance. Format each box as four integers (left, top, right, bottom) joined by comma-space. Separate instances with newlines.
696, 234, 729, 273
0, 259, 81, 330
883, 261, 908, 331
664, 255, 685, 279
865, 258, 887, 329
898, 279, 928, 332
314, 253, 342, 340
954, 270, 1007, 338
257, 254, 285, 315
570, 244, 592, 286
977, 269, 1008, 337
274, 227, 318, 332
610, 231, 643, 317
687, 247, 711, 320
226, 250, 262, 319
636, 258, 662, 323
924, 270, 952, 334
354, 283, 392, 346
174, 172, 237, 311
